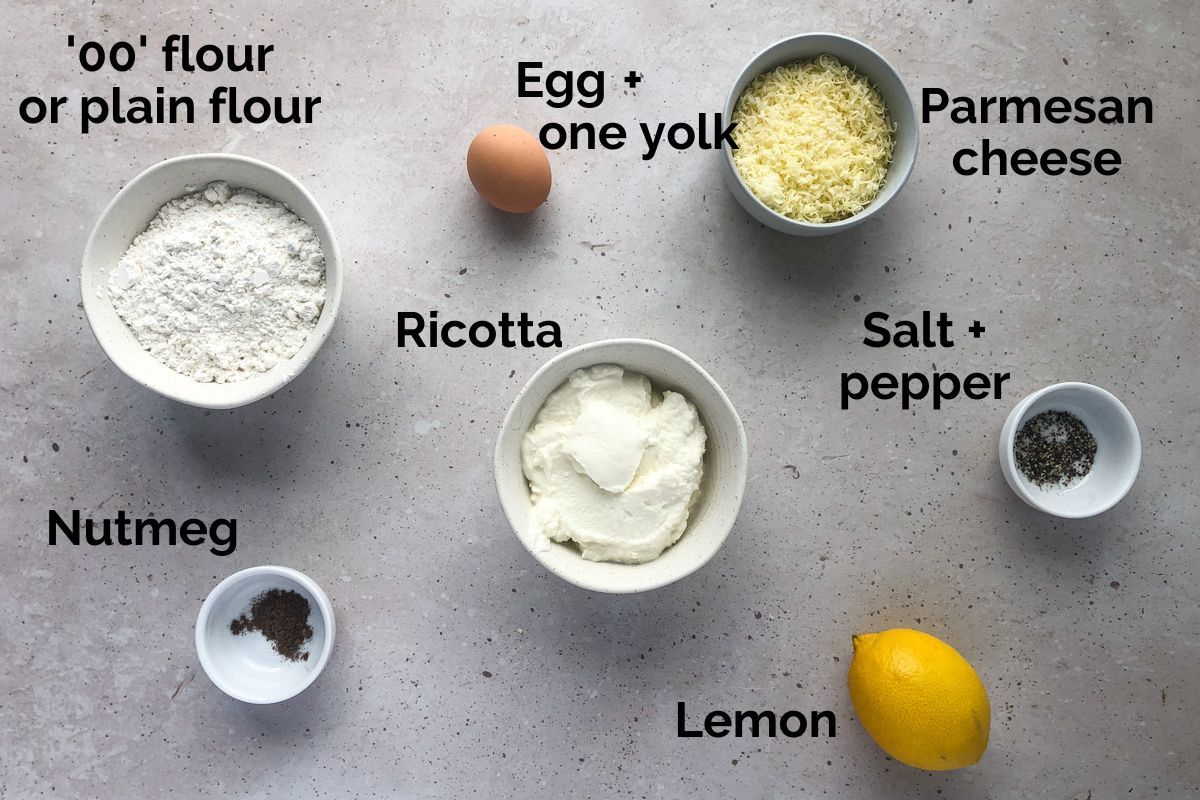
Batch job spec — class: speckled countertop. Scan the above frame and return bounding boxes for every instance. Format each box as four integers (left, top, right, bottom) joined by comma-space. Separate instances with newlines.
2, 1, 1198, 797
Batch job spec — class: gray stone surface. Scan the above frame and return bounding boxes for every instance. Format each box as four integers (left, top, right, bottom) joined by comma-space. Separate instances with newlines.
2, 0, 1198, 797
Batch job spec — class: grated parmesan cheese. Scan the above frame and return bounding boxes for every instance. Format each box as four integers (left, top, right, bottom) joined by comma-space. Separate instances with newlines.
731, 55, 895, 224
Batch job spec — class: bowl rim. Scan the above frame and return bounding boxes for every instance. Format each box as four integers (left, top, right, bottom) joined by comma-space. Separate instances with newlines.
998, 381, 1141, 519
721, 31, 918, 233
494, 338, 748, 593
194, 564, 336, 704
80, 152, 344, 409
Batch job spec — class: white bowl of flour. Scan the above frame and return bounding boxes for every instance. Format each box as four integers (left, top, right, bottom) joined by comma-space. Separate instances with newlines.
82, 153, 342, 408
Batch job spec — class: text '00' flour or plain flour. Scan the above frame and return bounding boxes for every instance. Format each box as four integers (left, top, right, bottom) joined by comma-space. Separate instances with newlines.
108, 181, 326, 383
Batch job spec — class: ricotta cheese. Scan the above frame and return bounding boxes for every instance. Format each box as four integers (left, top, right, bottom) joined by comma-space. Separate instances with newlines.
521, 365, 707, 564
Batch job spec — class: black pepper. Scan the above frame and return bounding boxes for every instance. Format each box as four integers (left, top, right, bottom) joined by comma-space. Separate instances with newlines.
1013, 410, 1097, 487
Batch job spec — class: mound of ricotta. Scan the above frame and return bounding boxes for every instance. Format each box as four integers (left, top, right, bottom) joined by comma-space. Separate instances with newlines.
521, 365, 707, 564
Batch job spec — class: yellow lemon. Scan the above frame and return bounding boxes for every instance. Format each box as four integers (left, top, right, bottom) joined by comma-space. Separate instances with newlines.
847, 628, 990, 771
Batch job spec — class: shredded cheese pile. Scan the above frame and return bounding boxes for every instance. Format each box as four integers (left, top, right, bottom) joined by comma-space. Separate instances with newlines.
732, 55, 895, 224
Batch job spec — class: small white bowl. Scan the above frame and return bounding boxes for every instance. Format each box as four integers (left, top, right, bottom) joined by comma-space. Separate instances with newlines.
495, 339, 748, 593
81, 153, 343, 409
195, 565, 335, 704
721, 33, 918, 236
999, 382, 1141, 518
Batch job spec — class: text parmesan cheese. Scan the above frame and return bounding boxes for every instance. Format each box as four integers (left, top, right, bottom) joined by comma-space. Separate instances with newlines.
732, 55, 895, 224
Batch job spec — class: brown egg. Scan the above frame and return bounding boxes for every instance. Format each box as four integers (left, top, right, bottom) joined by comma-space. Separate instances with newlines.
467, 124, 552, 213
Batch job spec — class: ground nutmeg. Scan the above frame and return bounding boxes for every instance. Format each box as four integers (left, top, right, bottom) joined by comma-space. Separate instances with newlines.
231, 588, 313, 662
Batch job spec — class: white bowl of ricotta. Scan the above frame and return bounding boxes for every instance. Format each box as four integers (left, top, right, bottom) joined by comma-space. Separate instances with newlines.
495, 339, 748, 593
81, 153, 342, 409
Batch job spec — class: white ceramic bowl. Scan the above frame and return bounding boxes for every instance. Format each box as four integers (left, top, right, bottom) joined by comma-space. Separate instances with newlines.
81, 153, 343, 409
999, 382, 1141, 518
721, 33, 918, 236
495, 339, 748, 593
195, 565, 335, 704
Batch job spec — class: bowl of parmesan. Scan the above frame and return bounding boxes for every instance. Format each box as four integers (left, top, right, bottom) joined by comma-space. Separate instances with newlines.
81, 153, 342, 408
722, 33, 917, 235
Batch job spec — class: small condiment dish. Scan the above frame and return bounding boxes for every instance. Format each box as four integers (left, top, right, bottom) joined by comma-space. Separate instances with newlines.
195, 565, 335, 704
495, 339, 748, 593
999, 382, 1141, 519
81, 153, 343, 409
721, 32, 918, 236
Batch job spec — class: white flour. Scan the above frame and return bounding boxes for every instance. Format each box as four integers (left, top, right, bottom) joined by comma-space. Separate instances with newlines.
108, 181, 326, 383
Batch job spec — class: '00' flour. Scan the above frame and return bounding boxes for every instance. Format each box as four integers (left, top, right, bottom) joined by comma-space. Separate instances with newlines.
108, 181, 326, 383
